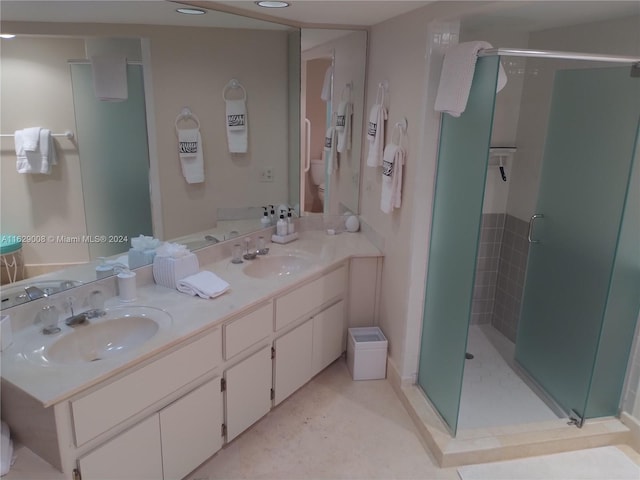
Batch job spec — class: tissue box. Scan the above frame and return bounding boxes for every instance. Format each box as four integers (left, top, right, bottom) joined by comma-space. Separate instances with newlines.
128, 248, 156, 269
153, 253, 199, 289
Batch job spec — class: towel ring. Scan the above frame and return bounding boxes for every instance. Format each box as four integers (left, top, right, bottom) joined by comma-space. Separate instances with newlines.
223, 79, 247, 101
391, 118, 407, 148
174, 107, 200, 133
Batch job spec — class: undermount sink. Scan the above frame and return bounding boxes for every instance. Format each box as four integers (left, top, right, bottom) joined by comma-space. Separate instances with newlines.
23, 306, 172, 366
242, 254, 314, 279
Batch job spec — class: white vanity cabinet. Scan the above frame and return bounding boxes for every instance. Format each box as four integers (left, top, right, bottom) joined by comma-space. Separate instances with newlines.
78, 378, 222, 480
273, 265, 347, 405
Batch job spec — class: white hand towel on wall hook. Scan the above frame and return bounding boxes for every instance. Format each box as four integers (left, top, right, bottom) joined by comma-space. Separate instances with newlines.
223, 79, 248, 154
175, 108, 204, 184
380, 121, 407, 214
336, 83, 353, 153
366, 82, 388, 167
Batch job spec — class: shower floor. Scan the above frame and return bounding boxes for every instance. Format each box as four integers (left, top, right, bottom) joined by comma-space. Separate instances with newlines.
457, 324, 561, 431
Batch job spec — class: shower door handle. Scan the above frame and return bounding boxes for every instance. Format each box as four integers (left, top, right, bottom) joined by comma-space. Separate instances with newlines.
528, 214, 544, 244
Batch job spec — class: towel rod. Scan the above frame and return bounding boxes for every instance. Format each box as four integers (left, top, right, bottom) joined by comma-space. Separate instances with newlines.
0, 130, 74, 139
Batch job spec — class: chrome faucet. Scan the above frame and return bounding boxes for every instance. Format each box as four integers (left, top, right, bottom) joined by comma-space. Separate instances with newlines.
63, 293, 106, 328
25, 286, 46, 301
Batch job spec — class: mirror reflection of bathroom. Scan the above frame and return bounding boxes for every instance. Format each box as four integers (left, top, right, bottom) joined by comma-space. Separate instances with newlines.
301, 51, 333, 214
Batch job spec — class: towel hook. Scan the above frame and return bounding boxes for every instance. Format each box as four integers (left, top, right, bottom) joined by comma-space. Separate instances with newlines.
175, 107, 200, 132
223, 78, 247, 101
391, 118, 408, 148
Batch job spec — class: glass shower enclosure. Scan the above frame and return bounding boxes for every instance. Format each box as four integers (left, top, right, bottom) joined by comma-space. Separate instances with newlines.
418, 53, 640, 435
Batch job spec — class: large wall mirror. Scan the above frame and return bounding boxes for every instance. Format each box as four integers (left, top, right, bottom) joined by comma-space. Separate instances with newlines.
0, 1, 366, 310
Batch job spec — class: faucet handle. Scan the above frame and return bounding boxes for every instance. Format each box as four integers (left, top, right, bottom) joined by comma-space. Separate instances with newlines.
63, 296, 76, 317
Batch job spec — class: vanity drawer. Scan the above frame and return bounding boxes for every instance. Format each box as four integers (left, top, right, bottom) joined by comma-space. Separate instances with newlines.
224, 302, 273, 360
71, 328, 222, 447
275, 265, 346, 331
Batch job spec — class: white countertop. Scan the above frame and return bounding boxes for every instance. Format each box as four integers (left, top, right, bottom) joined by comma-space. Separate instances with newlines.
1, 231, 381, 408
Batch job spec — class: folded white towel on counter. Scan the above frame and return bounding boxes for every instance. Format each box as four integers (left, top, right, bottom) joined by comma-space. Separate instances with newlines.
15, 128, 57, 174
226, 99, 248, 153
366, 104, 387, 167
91, 55, 128, 101
21, 127, 41, 151
336, 101, 352, 153
434, 41, 507, 117
177, 128, 204, 184
1, 421, 15, 476
177, 271, 230, 299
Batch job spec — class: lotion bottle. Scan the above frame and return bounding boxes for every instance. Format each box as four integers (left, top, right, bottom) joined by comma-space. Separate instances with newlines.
287, 208, 295, 234
276, 214, 287, 236
269, 205, 276, 226
261, 207, 271, 227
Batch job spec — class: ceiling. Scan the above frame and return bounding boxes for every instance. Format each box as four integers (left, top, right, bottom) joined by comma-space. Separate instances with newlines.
1, 1, 637, 32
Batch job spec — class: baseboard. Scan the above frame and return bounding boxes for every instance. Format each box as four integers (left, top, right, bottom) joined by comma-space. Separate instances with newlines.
620, 412, 640, 452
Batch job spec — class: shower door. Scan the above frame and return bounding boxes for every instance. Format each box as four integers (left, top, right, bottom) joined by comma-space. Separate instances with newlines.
417, 56, 499, 434
516, 66, 640, 423
71, 63, 153, 259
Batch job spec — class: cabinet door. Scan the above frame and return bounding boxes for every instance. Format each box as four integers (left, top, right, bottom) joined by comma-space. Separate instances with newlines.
274, 320, 313, 405
225, 346, 272, 442
312, 300, 345, 376
78, 415, 162, 480
160, 378, 223, 480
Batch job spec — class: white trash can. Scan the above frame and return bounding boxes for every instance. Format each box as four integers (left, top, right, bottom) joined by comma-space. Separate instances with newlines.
347, 327, 388, 380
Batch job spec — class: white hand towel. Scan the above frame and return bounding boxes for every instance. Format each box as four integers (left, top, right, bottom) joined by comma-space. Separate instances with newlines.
15, 128, 57, 174
177, 128, 204, 184
366, 104, 387, 167
21, 127, 41, 151
324, 126, 337, 175
380, 143, 406, 214
336, 101, 352, 154
434, 41, 507, 117
321, 66, 333, 102
91, 55, 128, 102
226, 99, 248, 153
0, 421, 15, 476
177, 271, 230, 299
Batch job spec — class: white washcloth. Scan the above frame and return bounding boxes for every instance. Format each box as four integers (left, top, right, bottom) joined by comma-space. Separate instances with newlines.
1, 421, 15, 476
336, 101, 352, 153
321, 66, 333, 102
21, 127, 41, 151
434, 41, 507, 117
226, 99, 248, 153
177, 128, 204, 184
380, 143, 406, 214
15, 128, 57, 174
324, 126, 337, 175
366, 104, 387, 167
177, 271, 230, 299
91, 55, 128, 101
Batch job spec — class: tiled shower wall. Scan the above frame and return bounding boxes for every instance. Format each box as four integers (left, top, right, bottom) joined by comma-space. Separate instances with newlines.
472, 214, 530, 343
492, 215, 530, 342
471, 214, 504, 325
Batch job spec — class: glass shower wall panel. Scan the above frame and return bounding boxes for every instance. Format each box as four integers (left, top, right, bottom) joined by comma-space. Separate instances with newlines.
417, 56, 499, 434
516, 66, 640, 420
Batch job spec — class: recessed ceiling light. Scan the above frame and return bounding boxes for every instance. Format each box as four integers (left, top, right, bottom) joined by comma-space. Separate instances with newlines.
256, 1, 290, 8
176, 7, 206, 15
0, 34, 16, 39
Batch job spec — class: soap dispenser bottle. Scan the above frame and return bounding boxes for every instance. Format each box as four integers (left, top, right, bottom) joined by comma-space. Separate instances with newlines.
95, 257, 114, 279
261, 207, 271, 228
277, 214, 288, 236
269, 205, 276, 226
287, 208, 295, 234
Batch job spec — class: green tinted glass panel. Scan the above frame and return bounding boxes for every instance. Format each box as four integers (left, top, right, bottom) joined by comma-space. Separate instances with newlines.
516, 67, 640, 419
71, 64, 153, 258
417, 56, 499, 434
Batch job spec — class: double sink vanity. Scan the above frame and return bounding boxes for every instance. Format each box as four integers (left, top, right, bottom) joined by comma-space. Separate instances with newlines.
0, 229, 382, 480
